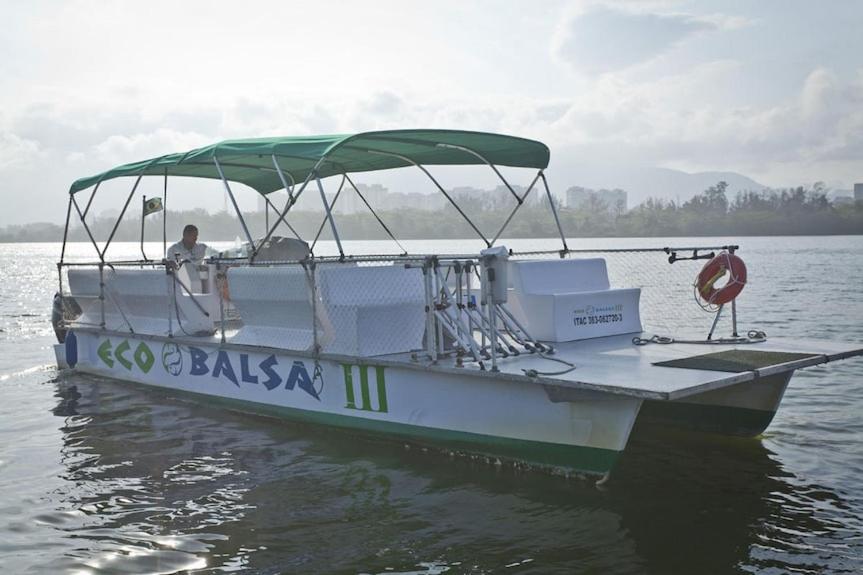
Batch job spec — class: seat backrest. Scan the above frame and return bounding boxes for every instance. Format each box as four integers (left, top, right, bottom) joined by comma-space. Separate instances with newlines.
317, 265, 425, 306
510, 258, 610, 295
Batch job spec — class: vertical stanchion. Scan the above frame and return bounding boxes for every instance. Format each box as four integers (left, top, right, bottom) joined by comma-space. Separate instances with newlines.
166, 265, 174, 338
98, 263, 106, 330
305, 260, 320, 355
731, 298, 739, 338
217, 265, 226, 344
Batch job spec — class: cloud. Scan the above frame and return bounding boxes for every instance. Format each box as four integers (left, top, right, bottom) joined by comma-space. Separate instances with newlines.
0, 131, 40, 170
554, 4, 717, 74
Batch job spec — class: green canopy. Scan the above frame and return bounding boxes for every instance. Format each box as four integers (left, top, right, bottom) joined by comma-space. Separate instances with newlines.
69, 129, 550, 195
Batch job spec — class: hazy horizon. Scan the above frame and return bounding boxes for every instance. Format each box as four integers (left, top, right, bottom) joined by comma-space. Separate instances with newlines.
2, 0, 861, 225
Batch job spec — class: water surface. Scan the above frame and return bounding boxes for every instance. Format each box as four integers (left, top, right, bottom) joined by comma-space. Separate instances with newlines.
1, 237, 861, 573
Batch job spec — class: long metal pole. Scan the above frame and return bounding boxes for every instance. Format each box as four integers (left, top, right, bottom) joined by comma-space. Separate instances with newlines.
312, 175, 346, 250
163, 169, 168, 258
315, 172, 344, 258
540, 172, 569, 252
82, 180, 103, 219
435, 143, 522, 203
491, 170, 542, 245
59, 195, 73, 265
213, 156, 255, 250
343, 173, 407, 254
102, 168, 148, 259
263, 194, 302, 240
365, 149, 490, 247
140, 195, 148, 261
71, 194, 103, 260
271, 154, 296, 203
253, 166, 319, 261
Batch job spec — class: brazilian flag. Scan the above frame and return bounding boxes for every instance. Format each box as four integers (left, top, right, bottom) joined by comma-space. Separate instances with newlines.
143, 197, 163, 216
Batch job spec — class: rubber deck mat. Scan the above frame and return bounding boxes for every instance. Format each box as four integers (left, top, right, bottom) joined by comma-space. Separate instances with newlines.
653, 349, 819, 372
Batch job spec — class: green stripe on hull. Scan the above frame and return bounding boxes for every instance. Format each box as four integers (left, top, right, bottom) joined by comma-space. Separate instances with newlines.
87, 373, 620, 475
639, 400, 777, 437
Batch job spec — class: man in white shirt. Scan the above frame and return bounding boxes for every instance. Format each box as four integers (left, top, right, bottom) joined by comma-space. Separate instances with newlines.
166, 224, 209, 267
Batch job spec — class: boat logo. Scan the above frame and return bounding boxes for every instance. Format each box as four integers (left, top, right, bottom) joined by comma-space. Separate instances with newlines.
161, 342, 183, 376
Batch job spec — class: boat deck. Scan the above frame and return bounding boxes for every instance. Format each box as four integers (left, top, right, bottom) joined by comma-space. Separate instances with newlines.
455, 334, 863, 400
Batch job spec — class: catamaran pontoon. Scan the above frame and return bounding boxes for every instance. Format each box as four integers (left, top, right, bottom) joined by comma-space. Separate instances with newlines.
53, 130, 863, 479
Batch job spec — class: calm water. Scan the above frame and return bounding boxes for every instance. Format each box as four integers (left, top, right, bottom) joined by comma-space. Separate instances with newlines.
1, 237, 861, 574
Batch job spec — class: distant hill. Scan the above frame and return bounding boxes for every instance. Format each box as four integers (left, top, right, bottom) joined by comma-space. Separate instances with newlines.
546, 164, 768, 207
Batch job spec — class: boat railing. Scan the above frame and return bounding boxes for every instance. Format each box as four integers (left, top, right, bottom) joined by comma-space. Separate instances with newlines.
57, 243, 744, 368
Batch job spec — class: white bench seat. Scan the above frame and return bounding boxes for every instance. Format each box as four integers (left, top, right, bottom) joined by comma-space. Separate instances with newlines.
508, 259, 642, 342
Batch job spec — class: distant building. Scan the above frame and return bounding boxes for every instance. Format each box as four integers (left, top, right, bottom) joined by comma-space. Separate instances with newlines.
855, 183, 863, 202
565, 186, 628, 215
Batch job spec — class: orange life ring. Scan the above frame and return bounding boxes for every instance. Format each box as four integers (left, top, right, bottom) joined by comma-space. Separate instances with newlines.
696, 252, 747, 306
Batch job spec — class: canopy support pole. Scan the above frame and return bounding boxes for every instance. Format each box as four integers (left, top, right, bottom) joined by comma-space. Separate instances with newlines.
271, 155, 296, 203
365, 149, 490, 247
140, 195, 149, 261
263, 194, 302, 240
312, 175, 346, 251
101, 168, 148, 260
435, 143, 522, 204
58, 195, 73, 293
314, 172, 344, 259
491, 170, 542, 245
253, 160, 323, 261
59, 195, 72, 266
213, 156, 255, 252
163, 169, 168, 258
343, 173, 407, 255
540, 172, 568, 253
71, 194, 103, 260
82, 179, 103, 219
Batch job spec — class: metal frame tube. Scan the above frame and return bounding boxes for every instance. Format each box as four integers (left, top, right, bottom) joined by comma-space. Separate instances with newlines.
271, 154, 296, 202
491, 170, 542, 244
71, 194, 105, 260
343, 173, 407, 255
365, 149, 490, 246
163, 169, 168, 258
540, 172, 568, 252
81, 180, 103, 219
102, 169, 147, 259
213, 156, 255, 250
314, 172, 344, 258
262, 194, 302, 240
98, 263, 106, 329
312, 175, 346, 250
140, 195, 148, 261
435, 142, 522, 203
253, 165, 320, 260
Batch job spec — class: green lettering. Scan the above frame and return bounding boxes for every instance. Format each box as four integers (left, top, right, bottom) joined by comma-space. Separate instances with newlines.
97, 340, 114, 367
115, 340, 133, 371
134, 342, 155, 373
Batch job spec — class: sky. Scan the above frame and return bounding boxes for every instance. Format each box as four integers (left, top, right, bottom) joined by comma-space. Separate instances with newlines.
1, 0, 861, 225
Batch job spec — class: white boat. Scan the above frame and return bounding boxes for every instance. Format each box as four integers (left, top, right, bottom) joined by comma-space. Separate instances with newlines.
53, 129, 863, 480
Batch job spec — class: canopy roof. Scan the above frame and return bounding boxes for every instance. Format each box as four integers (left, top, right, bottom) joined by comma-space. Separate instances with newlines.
69, 129, 550, 195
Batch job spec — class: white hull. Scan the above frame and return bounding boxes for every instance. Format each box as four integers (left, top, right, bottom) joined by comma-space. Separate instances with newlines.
63, 329, 643, 475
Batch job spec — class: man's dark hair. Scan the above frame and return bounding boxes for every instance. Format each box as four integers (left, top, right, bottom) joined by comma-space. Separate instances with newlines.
183, 224, 198, 235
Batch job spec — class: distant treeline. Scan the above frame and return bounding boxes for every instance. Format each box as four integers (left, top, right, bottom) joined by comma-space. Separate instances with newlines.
2, 182, 861, 243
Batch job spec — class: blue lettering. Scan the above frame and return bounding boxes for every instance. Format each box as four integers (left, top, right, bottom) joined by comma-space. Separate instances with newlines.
213, 350, 239, 386
287, 361, 319, 400
189, 347, 209, 376
240, 354, 259, 384
260, 355, 282, 390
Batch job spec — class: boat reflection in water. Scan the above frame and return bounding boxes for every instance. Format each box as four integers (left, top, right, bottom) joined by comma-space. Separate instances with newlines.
46, 373, 861, 574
